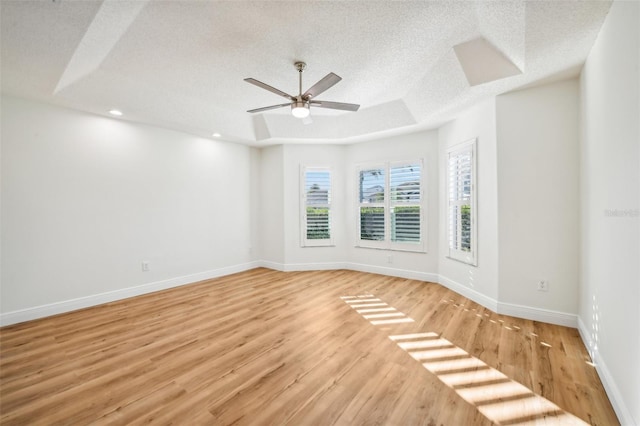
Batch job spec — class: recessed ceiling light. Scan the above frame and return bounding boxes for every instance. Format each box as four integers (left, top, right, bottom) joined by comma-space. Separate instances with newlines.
109, 109, 123, 116
212, 133, 221, 138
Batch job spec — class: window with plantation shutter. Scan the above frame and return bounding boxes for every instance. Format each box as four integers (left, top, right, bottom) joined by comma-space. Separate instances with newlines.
357, 160, 425, 252
359, 166, 385, 242
390, 164, 421, 243
301, 167, 333, 247
447, 139, 477, 265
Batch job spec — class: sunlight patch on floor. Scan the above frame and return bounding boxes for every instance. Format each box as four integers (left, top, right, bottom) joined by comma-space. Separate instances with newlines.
356, 307, 397, 313
362, 312, 406, 319
341, 294, 589, 426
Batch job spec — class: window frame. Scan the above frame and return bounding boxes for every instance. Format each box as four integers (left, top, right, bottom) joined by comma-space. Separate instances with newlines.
300, 165, 334, 247
446, 139, 477, 265
356, 159, 426, 253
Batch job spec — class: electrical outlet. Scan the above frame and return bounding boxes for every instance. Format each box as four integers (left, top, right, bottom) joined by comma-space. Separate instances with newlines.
537, 280, 548, 292
142, 261, 150, 272
387, 255, 393, 264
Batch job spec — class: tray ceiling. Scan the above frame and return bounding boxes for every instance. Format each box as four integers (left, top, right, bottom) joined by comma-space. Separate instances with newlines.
1, 1, 611, 145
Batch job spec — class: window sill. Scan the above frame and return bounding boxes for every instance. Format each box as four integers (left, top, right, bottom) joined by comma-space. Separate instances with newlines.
301, 243, 336, 248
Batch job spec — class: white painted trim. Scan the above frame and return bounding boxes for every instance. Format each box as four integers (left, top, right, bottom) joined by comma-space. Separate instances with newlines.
346, 262, 438, 283
438, 274, 498, 312
577, 317, 594, 357
577, 317, 634, 426
437, 274, 579, 327
0, 261, 261, 326
280, 262, 348, 272
257, 260, 287, 271
497, 301, 577, 328
258, 260, 437, 281
255, 260, 349, 272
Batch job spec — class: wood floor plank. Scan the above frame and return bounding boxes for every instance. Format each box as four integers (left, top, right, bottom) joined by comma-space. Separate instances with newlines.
0, 268, 619, 425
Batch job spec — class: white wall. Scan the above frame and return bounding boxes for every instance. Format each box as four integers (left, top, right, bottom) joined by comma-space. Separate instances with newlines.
496, 79, 580, 316
438, 98, 500, 307
257, 145, 285, 265
579, 0, 639, 423
249, 147, 262, 261
1, 96, 255, 321
345, 131, 440, 280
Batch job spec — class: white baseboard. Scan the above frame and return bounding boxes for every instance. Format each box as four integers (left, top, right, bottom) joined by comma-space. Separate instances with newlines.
577, 316, 595, 359
438, 274, 499, 312
497, 301, 577, 328
438, 274, 578, 328
577, 317, 635, 426
258, 261, 348, 272
1, 262, 582, 331
0, 261, 261, 326
256, 261, 438, 283
346, 262, 439, 283
0, 261, 585, 332
256, 260, 286, 271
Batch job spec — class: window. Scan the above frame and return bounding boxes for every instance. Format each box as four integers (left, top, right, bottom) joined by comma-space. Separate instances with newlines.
359, 166, 385, 242
357, 160, 424, 251
447, 139, 477, 265
301, 167, 333, 247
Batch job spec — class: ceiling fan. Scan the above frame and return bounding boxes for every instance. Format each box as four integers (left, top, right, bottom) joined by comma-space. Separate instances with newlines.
244, 62, 360, 119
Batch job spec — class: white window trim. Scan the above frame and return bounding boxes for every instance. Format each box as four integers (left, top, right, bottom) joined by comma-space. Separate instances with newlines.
356, 159, 426, 253
300, 165, 334, 247
446, 139, 477, 265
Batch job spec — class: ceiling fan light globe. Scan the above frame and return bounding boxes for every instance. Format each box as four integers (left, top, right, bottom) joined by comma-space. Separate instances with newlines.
292, 107, 310, 118
291, 101, 310, 118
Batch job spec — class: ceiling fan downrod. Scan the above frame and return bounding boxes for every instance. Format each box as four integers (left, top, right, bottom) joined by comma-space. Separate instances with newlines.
295, 61, 306, 98
292, 62, 309, 117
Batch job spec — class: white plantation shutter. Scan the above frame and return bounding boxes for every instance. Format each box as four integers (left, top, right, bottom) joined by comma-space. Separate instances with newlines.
390, 163, 421, 243
301, 167, 332, 247
357, 160, 425, 251
447, 140, 476, 264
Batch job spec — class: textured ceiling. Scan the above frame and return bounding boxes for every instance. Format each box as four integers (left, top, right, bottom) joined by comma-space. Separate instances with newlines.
1, 0, 611, 145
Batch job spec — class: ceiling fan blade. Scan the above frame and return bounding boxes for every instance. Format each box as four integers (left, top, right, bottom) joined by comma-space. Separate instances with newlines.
247, 103, 291, 113
303, 73, 342, 99
244, 78, 295, 100
310, 100, 360, 111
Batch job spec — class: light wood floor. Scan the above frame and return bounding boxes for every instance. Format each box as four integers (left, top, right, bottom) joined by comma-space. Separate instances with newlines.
0, 268, 618, 425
